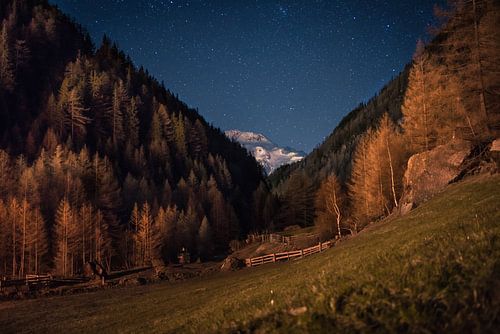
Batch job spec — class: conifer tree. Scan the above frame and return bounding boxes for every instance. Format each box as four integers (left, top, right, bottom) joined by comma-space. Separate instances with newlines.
110, 80, 128, 145
138, 202, 152, 264
197, 216, 213, 260
348, 133, 371, 229
54, 198, 75, 276
0, 20, 14, 91
447, 0, 500, 137
174, 114, 187, 156
93, 209, 111, 267
8, 198, 20, 277
0, 200, 8, 274
402, 40, 432, 152
129, 203, 141, 266
28, 207, 47, 274
126, 96, 140, 147
14, 39, 29, 74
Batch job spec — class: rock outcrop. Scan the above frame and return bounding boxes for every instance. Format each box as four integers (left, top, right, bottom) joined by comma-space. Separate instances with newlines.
220, 256, 244, 271
399, 139, 472, 215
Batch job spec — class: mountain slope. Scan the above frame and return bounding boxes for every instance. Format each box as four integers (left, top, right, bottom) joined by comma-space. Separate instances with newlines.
269, 68, 408, 190
225, 130, 305, 174
0, 0, 266, 275
270, 0, 500, 231
3, 175, 498, 332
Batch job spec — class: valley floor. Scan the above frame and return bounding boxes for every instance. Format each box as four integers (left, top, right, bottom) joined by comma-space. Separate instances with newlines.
1, 175, 499, 333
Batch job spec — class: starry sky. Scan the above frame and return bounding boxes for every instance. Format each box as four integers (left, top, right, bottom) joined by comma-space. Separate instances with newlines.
50, 0, 443, 152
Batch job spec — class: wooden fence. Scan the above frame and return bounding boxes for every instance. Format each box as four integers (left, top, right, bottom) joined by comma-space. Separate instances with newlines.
0, 274, 91, 290
245, 240, 334, 267
245, 232, 321, 246
246, 233, 287, 244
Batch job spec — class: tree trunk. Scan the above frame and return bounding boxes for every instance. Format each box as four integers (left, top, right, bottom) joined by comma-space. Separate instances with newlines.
386, 136, 399, 208
419, 61, 429, 151
12, 214, 16, 277
472, 0, 490, 135
19, 200, 26, 277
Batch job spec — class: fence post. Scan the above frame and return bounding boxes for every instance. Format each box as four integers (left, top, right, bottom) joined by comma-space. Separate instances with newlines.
273, 253, 276, 262
319, 242, 322, 252
300, 249, 304, 258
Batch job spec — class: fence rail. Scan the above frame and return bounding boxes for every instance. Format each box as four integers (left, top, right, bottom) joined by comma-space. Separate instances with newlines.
0, 274, 93, 290
245, 232, 321, 246
245, 240, 334, 267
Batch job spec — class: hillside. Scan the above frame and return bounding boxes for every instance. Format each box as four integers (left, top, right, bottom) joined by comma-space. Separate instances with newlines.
225, 130, 305, 175
2, 175, 499, 333
0, 0, 266, 277
270, 0, 500, 230
269, 67, 408, 189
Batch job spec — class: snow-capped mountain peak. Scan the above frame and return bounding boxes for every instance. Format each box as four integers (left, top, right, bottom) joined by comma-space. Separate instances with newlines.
225, 130, 305, 175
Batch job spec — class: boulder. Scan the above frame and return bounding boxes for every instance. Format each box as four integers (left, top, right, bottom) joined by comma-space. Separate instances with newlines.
151, 258, 166, 276
399, 139, 472, 213
220, 256, 243, 271
491, 138, 500, 168
82, 261, 107, 280
491, 138, 500, 152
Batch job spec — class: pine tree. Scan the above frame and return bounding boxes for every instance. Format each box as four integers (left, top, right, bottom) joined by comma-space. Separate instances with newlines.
402, 40, 433, 152
174, 114, 187, 156
129, 203, 141, 266
348, 133, 371, 229
278, 172, 315, 228
126, 96, 140, 147
447, 0, 500, 137
14, 39, 29, 74
0, 20, 14, 91
27, 207, 47, 274
67, 88, 90, 141
162, 205, 178, 261
93, 209, 111, 267
0, 150, 12, 199
18, 198, 29, 277
111, 80, 128, 145
349, 116, 407, 227
92, 154, 121, 249
197, 216, 213, 260
0, 200, 8, 275
138, 202, 152, 265
79, 203, 93, 266
6, 198, 20, 277
54, 198, 75, 276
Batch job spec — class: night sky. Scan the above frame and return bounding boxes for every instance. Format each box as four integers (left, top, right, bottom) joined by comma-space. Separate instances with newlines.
49, 0, 443, 152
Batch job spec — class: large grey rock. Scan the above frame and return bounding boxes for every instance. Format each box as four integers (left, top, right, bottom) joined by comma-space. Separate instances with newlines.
399, 139, 472, 213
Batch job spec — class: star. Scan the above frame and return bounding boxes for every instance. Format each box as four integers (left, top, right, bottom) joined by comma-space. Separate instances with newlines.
50, 0, 444, 152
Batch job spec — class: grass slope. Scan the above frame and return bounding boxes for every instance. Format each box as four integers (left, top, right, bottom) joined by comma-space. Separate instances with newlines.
1, 175, 499, 333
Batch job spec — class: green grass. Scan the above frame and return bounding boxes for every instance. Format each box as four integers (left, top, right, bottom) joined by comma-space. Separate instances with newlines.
1, 175, 499, 333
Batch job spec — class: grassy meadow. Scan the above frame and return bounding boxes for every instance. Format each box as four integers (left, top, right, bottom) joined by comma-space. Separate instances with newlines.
1, 175, 499, 333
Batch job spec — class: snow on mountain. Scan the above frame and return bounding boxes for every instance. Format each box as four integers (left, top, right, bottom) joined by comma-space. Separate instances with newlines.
225, 130, 305, 175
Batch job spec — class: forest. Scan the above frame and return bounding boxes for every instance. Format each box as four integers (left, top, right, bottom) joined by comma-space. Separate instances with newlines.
0, 0, 269, 277
271, 0, 499, 236
0, 0, 499, 279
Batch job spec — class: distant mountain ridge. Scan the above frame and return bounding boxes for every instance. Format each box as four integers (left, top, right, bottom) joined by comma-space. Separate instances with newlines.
225, 130, 305, 175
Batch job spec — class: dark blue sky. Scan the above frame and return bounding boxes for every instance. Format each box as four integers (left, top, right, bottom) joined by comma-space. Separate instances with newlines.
50, 0, 442, 152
